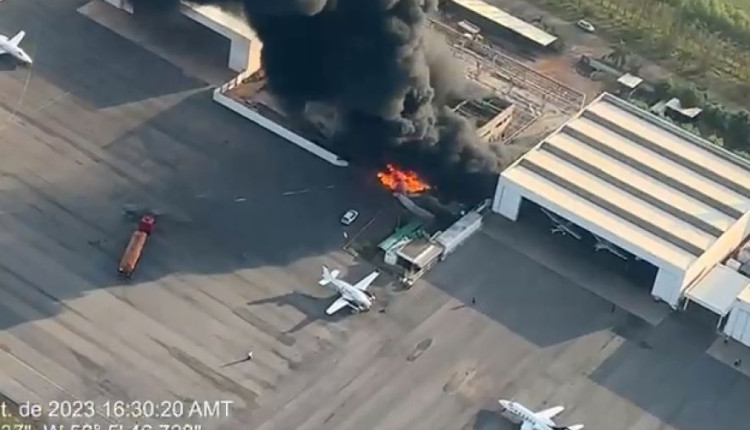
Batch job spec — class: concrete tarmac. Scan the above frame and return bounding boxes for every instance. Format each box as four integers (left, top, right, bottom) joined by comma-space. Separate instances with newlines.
0, 0, 396, 427
1, 1, 750, 430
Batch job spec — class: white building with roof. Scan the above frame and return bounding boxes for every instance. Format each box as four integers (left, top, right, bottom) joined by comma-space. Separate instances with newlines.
493, 93, 750, 309
445, 0, 558, 47
101, 0, 261, 73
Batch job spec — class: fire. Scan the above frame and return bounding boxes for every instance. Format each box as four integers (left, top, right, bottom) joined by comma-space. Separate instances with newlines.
377, 164, 430, 194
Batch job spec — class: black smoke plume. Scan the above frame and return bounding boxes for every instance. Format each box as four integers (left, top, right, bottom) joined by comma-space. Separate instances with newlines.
130, 0, 500, 203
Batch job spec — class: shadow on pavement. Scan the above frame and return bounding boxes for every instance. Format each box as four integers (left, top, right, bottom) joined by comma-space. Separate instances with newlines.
0, 58, 19, 71
0, 88, 398, 333
247, 291, 344, 334
0, 0, 205, 108
426, 232, 620, 347
245, 259, 392, 333
423, 224, 750, 429
470, 409, 514, 430
590, 314, 750, 430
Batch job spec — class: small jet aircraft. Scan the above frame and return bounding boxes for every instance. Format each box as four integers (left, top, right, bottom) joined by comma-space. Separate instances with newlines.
0, 31, 33, 65
593, 234, 629, 260
540, 208, 582, 240
318, 266, 379, 315
499, 399, 584, 430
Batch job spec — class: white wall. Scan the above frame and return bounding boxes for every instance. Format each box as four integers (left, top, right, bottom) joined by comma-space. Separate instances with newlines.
652, 267, 683, 307
492, 179, 522, 221
228, 39, 251, 73
102, 0, 133, 13
105, 0, 263, 74
213, 87, 348, 167
725, 296, 750, 347
683, 212, 750, 295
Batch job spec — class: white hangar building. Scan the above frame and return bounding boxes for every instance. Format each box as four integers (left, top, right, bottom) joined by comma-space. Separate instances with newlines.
101, 0, 261, 73
493, 93, 750, 313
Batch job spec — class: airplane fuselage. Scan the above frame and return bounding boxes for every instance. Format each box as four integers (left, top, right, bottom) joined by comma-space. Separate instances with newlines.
331, 279, 372, 311
498, 400, 583, 430
0, 35, 33, 65
501, 402, 547, 429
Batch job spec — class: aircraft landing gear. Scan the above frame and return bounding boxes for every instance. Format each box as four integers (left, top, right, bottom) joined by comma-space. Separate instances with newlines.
352, 305, 370, 314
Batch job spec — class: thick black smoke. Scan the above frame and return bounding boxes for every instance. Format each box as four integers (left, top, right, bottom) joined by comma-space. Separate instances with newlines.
131, 0, 499, 202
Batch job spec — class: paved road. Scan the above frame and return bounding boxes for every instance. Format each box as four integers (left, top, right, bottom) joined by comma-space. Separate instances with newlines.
2, 1, 750, 430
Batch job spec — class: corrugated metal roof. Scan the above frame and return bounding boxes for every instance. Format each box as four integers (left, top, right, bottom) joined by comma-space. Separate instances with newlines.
501, 93, 750, 269
449, 0, 558, 46
378, 220, 424, 251
397, 238, 444, 268
617, 73, 643, 89
686, 264, 750, 316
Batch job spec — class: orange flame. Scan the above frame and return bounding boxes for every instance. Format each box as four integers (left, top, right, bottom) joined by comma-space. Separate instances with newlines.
377, 164, 430, 194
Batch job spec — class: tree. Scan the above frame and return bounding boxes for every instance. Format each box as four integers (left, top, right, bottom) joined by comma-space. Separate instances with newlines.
610, 40, 629, 68
724, 110, 750, 151
672, 82, 703, 107
653, 80, 673, 100
699, 103, 728, 135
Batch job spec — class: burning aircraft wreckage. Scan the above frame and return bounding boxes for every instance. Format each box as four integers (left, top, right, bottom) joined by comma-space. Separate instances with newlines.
130, 0, 506, 204
377, 164, 437, 221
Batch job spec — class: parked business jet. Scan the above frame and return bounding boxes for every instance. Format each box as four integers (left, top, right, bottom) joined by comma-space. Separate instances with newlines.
0, 31, 33, 65
318, 266, 379, 315
540, 208, 582, 240
499, 399, 584, 430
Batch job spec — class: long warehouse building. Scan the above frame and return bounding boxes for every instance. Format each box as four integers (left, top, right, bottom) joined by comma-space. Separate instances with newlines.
493, 93, 750, 310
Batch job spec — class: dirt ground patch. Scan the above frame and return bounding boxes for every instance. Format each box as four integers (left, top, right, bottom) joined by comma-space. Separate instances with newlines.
534, 55, 603, 102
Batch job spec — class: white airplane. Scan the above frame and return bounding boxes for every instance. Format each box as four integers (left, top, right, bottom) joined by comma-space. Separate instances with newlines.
0, 31, 33, 65
540, 208, 582, 240
499, 399, 584, 430
593, 234, 629, 260
318, 266, 379, 315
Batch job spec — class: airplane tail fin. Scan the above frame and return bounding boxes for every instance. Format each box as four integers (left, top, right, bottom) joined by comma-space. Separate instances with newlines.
318, 266, 340, 286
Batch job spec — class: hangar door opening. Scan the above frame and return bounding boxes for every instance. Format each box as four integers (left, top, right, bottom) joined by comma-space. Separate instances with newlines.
125, 3, 232, 76
516, 198, 658, 290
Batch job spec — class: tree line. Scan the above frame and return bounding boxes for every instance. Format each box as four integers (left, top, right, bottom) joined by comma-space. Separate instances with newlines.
556, 0, 750, 102
642, 80, 750, 156
662, 0, 750, 48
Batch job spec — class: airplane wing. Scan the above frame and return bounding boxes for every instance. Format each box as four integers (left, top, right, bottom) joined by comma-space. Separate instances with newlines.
535, 405, 564, 423
9, 31, 25, 46
352, 271, 379, 291
0, 48, 5, 55
325, 297, 350, 315
520, 421, 534, 430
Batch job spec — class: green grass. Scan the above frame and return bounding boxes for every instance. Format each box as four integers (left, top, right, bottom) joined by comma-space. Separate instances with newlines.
728, 0, 750, 13
530, 0, 750, 107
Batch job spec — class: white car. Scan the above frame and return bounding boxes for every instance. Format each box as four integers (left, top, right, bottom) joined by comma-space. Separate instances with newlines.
340, 209, 359, 226
577, 19, 595, 33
